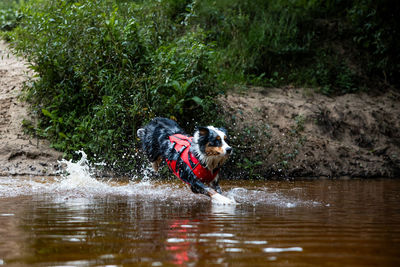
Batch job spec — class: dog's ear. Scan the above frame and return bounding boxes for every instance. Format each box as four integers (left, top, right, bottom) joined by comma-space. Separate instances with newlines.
197, 126, 209, 137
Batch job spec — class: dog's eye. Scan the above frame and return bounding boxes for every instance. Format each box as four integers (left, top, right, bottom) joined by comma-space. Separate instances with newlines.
216, 136, 221, 141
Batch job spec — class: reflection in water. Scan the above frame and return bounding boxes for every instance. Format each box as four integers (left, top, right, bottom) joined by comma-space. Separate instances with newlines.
0, 160, 400, 266
211, 202, 237, 216
166, 219, 196, 265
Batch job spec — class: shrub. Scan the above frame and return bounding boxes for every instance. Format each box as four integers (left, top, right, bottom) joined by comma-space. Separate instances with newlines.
9, 0, 216, 173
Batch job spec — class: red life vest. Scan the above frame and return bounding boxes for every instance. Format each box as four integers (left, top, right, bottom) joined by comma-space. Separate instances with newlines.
166, 134, 218, 184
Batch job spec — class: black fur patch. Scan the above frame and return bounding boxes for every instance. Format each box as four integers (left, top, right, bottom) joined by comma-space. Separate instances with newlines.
138, 117, 186, 162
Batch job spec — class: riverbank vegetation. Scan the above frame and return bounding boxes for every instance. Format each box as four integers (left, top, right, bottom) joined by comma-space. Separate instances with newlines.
1, 0, 399, 176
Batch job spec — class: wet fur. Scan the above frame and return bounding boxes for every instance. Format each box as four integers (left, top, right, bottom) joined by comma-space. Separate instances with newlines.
137, 117, 232, 196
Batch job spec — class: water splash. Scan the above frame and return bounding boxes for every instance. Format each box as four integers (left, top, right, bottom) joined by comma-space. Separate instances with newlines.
55, 151, 108, 191
226, 187, 320, 207
0, 151, 203, 203
0, 151, 320, 208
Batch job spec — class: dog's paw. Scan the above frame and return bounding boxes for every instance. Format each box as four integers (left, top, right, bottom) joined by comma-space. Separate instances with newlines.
211, 193, 237, 205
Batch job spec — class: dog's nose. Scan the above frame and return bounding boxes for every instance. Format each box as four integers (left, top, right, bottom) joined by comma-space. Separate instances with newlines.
226, 147, 232, 154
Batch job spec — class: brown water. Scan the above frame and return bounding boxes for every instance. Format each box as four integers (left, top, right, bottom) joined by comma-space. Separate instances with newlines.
1, 173, 399, 267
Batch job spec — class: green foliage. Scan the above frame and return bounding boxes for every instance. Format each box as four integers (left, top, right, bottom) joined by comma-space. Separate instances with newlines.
186, 0, 399, 92
348, 0, 400, 86
236, 158, 263, 179
292, 50, 358, 95
187, 0, 313, 86
7, 0, 216, 172
0, 0, 20, 32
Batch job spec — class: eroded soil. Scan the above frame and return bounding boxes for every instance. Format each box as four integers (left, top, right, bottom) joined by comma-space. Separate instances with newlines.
0, 40, 61, 176
221, 86, 400, 178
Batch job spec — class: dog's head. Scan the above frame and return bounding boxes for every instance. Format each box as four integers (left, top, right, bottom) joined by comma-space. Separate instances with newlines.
192, 126, 232, 170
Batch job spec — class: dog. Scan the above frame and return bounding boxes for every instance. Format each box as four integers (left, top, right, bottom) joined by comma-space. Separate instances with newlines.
137, 117, 235, 204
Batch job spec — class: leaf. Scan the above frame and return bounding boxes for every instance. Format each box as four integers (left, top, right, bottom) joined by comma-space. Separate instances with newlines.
191, 96, 204, 106
44, 126, 52, 133
59, 132, 68, 139
182, 77, 196, 92
170, 80, 181, 92
41, 108, 52, 118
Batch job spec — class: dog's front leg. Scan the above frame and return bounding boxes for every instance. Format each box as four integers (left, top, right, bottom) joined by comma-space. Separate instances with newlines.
190, 179, 236, 204
210, 176, 222, 194
190, 179, 218, 197
180, 172, 218, 197
182, 173, 235, 203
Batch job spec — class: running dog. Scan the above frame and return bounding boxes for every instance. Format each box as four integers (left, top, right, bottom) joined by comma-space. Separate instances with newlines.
137, 117, 235, 204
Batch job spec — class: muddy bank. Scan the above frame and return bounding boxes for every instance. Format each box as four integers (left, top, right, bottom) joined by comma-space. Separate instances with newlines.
220, 87, 400, 178
0, 41, 62, 176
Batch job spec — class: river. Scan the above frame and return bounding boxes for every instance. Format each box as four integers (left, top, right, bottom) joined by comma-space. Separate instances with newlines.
0, 156, 399, 266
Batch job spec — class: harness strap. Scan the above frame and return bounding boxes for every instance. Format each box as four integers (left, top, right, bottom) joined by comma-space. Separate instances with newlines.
187, 151, 198, 170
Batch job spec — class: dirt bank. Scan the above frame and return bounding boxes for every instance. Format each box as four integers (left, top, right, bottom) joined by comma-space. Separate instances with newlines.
0, 40, 62, 176
220, 86, 400, 178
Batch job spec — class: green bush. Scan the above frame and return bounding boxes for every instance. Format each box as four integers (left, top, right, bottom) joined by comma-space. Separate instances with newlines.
8, 0, 216, 173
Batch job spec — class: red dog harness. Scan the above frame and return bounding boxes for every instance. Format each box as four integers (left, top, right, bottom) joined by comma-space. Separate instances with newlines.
166, 134, 218, 184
